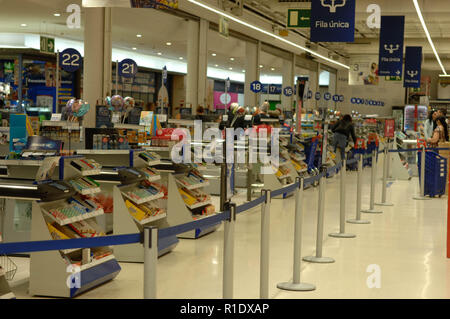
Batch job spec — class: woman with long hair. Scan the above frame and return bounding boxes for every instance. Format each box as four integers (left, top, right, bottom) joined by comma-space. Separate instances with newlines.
427, 116, 448, 148
424, 110, 437, 140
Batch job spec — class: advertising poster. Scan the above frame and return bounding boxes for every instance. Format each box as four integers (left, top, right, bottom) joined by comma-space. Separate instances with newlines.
214, 91, 238, 110
384, 119, 395, 138
349, 57, 379, 86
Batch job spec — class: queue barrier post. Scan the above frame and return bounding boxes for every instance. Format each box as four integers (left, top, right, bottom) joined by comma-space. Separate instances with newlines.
375, 144, 394, 206
143, 226, 158, 299
361, 149, 383, 214
329, 158, 356, 238
223, 202, 236, 299
277, 177, 316, 291
260, 189, 271, 299
303, 166, 335, 264
413, 145, 431, 201
348, 154, 371, 224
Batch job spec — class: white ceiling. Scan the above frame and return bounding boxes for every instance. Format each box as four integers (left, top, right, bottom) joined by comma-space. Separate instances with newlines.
0, 0, 449, 72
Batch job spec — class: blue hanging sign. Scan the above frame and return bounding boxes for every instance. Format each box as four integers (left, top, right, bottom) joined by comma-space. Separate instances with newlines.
378, 16, 405, 77
351, 97, 356, 104
59, 48, 82, 72
310, 0, 356, 43
268, 84, 282, 95
307, 90, 313, 99
119, 58, 138, 78
404, 47, 422, 88
250, 81, 262, 93
162, 66, 168, 85
283, 86, 294, 97
332, 95, 339, 102
324, 92, 331, 101
315, 92, 321, 101
339, 95, 344, 102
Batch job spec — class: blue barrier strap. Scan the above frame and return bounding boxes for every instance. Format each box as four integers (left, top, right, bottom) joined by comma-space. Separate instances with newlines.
347, 158, 357, 166
271, 181, 299, 198
158, 211, 229, 240
237, 196, 266, 214
304, 177, 314, 188
0, 233, 141, 255
389, 147, 450, 153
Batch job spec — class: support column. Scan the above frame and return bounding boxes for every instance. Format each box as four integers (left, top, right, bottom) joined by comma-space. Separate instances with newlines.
83, 7, 112, 128
281, 55, 293, 112
186, 19, 208, 114
244, 41, 261, 108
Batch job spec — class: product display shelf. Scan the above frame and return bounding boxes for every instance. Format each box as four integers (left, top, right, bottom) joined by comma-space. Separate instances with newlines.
41, 120, 81, 130
261, 164, 295, 199
166, 168, 220, 239
113, 162, 178, 261
29, 159, 121, 298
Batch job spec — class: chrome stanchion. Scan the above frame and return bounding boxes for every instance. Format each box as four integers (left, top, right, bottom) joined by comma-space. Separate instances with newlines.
143, 226, 158, 299
375, 145, 393, 206
277, 177, 316, 291
413, 146, 431, 200
361, 149, 383, 214
386, 140, 395, 181
348, 154, 371, 224
223, 203, 236, 298
329, 159, 356, 238
303, 167, 335, 263
260, 190, 271, 299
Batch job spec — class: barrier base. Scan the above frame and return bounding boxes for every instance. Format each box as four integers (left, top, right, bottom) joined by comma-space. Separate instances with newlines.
328, 232, 356, 238
347, 219, 371, 224
277, 282, 316, 292
375, 202, 394, 206
302, 256, 335, 263
361, 208, 383, 214
412, 196, 431, 201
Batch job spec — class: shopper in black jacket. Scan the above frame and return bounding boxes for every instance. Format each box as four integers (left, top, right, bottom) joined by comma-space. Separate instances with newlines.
331, 114, 357, 162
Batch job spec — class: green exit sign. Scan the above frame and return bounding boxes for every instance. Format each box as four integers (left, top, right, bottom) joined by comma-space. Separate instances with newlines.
287, 9, 311, 28
40, 36, 55, 53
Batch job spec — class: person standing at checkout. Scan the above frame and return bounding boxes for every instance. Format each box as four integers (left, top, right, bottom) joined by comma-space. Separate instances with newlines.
331, 114, 357, 162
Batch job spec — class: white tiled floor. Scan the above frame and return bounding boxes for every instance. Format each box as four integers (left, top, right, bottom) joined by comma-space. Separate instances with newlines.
8, 157, 450, 298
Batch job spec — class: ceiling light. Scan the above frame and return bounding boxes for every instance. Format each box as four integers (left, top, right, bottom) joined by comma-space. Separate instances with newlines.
166, 42, 172, 46
132, 47, 137, 50
211, 53, 217, 56
229, 67, 233, 70
214, 64, 219, 67
271, 67, 275, 71
20, 24, 27, 27
439, 74, 450, 77
242, 70, 246, 73
54, 13, 61, 17
413, 0, 447, 75
179, 57, 183, 60
259, 65, 263, 68
186, 0, 350, 70
230, 57, 235, 61
136, 34, 142, 38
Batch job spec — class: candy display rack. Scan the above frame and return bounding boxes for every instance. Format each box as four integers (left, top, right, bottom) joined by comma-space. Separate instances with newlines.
29, 156, 121, 298
166, 165, 220, 239
113, 151, 178, 261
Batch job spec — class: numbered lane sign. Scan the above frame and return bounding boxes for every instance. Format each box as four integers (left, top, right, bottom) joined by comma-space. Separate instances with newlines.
283, 86, 293, 97
324, 92, 331, 101
351, 97, 356, 104
119, 58, 138, 78
339, 95, 344, 102
315, 92, 321, 101
332, 95, 339, 102
59, 48, 82, 72
250, 81, 262, 93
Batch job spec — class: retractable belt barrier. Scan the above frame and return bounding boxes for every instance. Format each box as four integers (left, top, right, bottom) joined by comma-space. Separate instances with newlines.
0, 147, 436, 299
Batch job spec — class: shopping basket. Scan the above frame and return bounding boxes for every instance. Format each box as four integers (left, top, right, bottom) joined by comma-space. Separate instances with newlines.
417, 151, 447, 197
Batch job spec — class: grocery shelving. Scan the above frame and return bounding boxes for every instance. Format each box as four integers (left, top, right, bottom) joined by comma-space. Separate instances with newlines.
29, 157, 121, 298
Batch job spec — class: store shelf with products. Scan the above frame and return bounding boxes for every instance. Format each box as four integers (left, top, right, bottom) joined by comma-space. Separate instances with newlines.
29, 157, 121, 298
166, 164, 219, 239
112, 153, 178, 261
